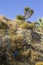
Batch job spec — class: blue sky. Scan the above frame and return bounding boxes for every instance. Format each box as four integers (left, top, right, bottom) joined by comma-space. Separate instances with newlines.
0, 0, 43, 22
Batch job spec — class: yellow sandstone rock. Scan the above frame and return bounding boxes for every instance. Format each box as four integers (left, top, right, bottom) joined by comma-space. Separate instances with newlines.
36, 62, 43, 65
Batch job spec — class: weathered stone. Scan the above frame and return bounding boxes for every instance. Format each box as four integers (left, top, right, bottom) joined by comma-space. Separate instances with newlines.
0, 16, 43, 65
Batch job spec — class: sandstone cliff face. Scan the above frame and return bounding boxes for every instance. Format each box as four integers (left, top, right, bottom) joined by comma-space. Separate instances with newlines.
0, 16, 43, 65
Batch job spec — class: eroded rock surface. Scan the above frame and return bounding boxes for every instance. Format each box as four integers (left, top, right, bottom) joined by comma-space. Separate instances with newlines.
0, 16, 43, 65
